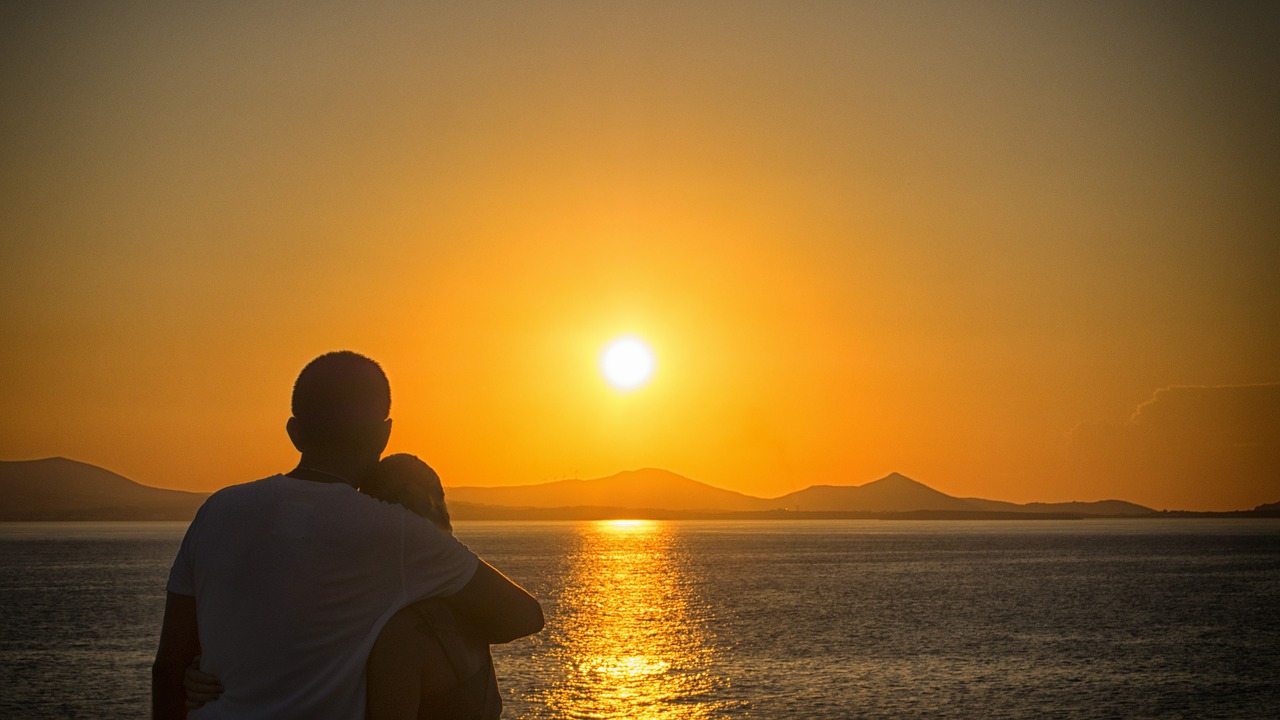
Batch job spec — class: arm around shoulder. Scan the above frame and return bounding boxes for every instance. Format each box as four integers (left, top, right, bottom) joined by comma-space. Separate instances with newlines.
444, 559, 544, 644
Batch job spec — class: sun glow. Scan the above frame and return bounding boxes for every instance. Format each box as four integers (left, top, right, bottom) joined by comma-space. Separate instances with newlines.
600, 519, 653, 531
600, 336, 655, 391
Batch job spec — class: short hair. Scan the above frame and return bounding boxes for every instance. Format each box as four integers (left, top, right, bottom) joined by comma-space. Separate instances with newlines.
291, 351, 391, 443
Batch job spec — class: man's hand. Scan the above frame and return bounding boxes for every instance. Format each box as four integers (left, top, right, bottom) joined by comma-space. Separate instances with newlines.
184, 656, 223, 711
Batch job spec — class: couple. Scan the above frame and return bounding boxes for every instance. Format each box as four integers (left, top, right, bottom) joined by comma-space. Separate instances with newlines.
152, 352, 544, 719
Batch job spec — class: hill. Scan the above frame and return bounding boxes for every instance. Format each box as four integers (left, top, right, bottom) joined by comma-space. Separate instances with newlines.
449, 469, 1154, 517
769, 474, 1151, 516
770, 473, 977, 512
0, 459, 1162, 520
0, 457, 208, 520
447, 468, 773, 512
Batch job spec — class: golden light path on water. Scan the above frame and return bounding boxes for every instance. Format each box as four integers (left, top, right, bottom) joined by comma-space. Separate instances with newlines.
532, 520, 733, 719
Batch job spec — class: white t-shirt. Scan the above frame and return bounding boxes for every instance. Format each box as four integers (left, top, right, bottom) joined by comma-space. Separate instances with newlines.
167, 474, 480, 720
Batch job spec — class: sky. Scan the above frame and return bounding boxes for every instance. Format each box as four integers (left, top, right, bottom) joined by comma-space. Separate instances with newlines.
2, 1, 1277, 511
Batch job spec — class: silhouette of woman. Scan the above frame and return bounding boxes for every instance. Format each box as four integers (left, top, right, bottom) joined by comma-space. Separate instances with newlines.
362, 454, 501, 720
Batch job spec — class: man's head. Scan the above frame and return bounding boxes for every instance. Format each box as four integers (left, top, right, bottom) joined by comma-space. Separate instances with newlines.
286, 351, 392, 473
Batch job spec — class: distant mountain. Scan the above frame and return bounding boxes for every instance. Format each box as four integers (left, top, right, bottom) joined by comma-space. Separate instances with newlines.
450, 469, 1154, 517
0, 457, 207, 520
448, 468, 773, 512
771, 473, 976, 512
769, 474, 1151, 516
0, 458, 1162, 521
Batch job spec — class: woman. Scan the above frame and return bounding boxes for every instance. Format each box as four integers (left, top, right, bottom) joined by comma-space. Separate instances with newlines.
184, 454, 503, 719
362, 454, 502, 720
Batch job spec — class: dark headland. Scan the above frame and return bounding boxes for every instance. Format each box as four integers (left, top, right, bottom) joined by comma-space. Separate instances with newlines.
0, 458, 207, 521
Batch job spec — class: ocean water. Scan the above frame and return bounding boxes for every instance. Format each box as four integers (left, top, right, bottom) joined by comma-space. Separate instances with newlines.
1, 519, 1278, 719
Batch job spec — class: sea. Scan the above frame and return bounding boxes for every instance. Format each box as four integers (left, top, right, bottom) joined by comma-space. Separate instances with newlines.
1, 519, 1278, 719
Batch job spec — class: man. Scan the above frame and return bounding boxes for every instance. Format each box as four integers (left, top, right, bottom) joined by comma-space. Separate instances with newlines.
152, 351, 543, 719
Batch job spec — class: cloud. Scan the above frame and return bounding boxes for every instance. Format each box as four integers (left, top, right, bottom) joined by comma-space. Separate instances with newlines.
1067, 384, 1280, 510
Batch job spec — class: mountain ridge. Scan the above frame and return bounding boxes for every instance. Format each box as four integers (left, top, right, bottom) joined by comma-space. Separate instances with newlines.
450, 469, 1150, 515
3, 457, 1261, 520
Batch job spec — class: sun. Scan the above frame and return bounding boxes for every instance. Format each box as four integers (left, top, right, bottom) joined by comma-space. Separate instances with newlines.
600, 336, 655, 391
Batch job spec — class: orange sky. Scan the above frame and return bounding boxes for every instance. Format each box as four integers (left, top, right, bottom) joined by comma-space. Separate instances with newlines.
2, 2, 1277, 511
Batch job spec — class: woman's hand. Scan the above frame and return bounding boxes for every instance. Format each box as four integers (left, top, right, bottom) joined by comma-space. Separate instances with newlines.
183, 656, 224, 710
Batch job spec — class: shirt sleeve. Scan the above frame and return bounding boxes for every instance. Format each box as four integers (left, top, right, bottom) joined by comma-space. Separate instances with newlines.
399, 511, 480, 603
166, 503, 205, 596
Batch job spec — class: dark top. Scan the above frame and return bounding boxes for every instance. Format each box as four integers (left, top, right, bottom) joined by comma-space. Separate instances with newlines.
412, 600, 501, 720
367, 599, 501, 720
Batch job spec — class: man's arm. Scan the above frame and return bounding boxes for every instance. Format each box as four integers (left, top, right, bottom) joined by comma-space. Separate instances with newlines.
153, 592, 200, 720
443, 559, 544, 644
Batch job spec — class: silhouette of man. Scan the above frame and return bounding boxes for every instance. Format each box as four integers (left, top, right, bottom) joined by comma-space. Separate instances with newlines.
152, 351, 542, 719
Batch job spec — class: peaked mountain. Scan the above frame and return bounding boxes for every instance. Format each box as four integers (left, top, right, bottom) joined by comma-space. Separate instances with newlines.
770, 473, 1152, 516
770, 473, 977, 512
0, 457, 208, 520
447, 468, 773, 512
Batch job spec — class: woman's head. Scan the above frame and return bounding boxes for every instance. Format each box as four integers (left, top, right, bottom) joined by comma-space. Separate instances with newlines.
362, 453, 451, 533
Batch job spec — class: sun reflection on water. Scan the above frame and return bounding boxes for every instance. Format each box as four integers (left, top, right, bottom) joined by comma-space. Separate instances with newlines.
532, 520, 733, 719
